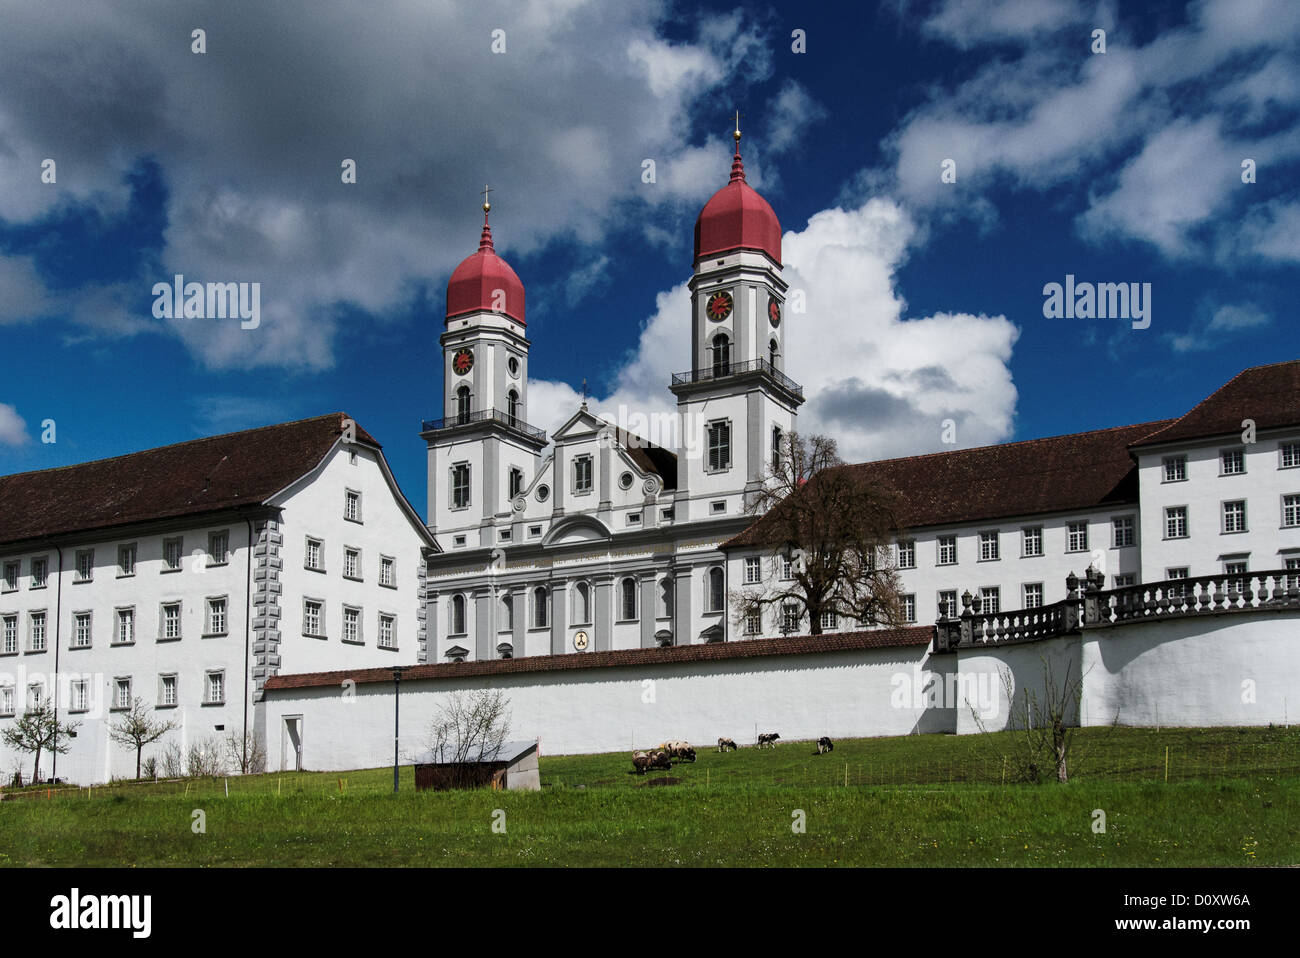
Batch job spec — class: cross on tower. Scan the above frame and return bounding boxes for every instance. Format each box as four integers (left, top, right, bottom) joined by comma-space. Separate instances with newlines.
481, 184, 493, 212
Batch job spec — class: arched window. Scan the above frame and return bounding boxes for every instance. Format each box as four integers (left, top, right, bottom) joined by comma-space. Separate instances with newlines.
450, 594, 466, 635
769, 338, 779, 368
532, 587, 549, 628
706, 567, 725, 613
573, 581, 591, 625
620, 577, 638, 621
711, 333, 731, 377
499, 594, 513, 632
507, 389, 520, 423
771, 425, 783, 472
456, 385, 471, 424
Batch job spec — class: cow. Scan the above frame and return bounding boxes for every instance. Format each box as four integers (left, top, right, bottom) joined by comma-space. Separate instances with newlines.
717, 737, 738, 753
648, 749, 673, 771
658, 740, 695, 762
816, 737, 834, 754
758, 732, 780, 749
632, 753, 652, 775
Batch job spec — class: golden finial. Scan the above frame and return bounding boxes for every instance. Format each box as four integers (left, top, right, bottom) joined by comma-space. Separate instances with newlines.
481, 184, 493, 214
733, 110, 742, 143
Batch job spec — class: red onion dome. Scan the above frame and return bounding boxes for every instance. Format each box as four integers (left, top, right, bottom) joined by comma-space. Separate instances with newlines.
446, 210, 525, 325
693, 137, 781, 266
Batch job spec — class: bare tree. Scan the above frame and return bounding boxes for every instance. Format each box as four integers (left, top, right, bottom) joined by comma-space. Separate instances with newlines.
186, 736, 228, 778
425, 690, 512, 789
1, 703, 80, 785
733, 432, 907, 635
222, 725, 266, 775
973, 657, 1085, 783
107, 697, 178, 779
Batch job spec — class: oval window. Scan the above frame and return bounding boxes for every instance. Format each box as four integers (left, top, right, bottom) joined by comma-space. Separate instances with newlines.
536, 484, 550, 502
619, 472, 634, 489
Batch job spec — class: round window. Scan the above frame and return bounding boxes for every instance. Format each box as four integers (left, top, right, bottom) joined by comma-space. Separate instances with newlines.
536, 483, 550, 502
507, 356, 520, 377
619, 472, 634, 489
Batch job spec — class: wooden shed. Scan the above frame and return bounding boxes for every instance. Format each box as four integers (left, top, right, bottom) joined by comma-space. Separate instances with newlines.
412, 739, 541, 792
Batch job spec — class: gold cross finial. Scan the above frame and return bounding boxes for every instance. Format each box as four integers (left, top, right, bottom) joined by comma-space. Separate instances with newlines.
481, 184, 493, 213
733, 110, 742, 143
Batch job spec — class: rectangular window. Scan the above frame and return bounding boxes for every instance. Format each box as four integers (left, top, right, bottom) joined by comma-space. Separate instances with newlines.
114, 678, 131, 710
744, 611, 761, 635
1285, 557, 1300, 591
1221, 449, 1245, 475
1112, 515, 1135, 548
897, 540, 915, 569
163, 537, 184, 571
115, 608, 135, 645
30, 557, 47, 588
979, 587, 1000, 615
1, 560, 17, 591
532, 590, 549, 629
780, 557, 793, 580
0, 687, 13, 716
162, 602, 181, 640
160, 675, 177, 707
304, 600, 323, 637
1222, 500, 1247, 533
380, 556, 395, 587
781, 603, 800, 634
75, 549, 94, 581
206, 598, 227, 636
1113, 574, 1136, 587
744, 557, 761, 584
1282, 443, 1300, 469
73, 612, 92, 648
27, 684, 42, 710
29, 611, 46, 652
208, 531, 229, 566
979, 531, 999, 561
707, 420, 731, 472
118, 543, 137, 576
305, 538, 323, 570
820, 609, 838, 630
1165, 506, 1188, 538
574, 456, 592, 493
901, 594, 916, 623
1066, 522, 1089, 552
343, 607, 360, 643
1166, 567, 1189, 599
1023, 583, 1043, 608
625, 513, 640, 526
378, 614, 395, 649
509, 468, 524, 499
452, 463, 470, 508
529, 525, 543, 538
2, 614, 17, 654
938, 590, 958, 619
345, 489, 362, 521
1285, 495, 1300, 528
1022, 526, 1043, 557
710, 500, 726, 514
937, 536, 957, 566
70, 680, 89, 713
206, 671, 225, 705
344, 548, 360, 579
1163, 456, 1187, 482
1224, 560, 1248, 593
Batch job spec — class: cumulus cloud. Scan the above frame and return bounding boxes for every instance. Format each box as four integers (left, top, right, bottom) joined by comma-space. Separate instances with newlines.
0, 0, 777, 371
0, 404, 31, 447
533, 197, 1019, 464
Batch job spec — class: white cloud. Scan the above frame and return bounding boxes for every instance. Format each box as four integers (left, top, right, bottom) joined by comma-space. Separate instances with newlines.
0, 404, 31, 447
1167, 300, 1271, 353
922, 0, 1087, 49
532, 197, 1020, 464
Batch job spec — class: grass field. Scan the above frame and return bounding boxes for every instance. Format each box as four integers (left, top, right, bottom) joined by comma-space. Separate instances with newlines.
2, 726, 1297, 867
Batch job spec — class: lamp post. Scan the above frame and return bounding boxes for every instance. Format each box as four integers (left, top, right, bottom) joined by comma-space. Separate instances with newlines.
391, 665, 408, 792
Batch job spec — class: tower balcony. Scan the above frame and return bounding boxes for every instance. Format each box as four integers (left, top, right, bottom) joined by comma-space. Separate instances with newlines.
670, 358, 804, 403
420, 407, 548, 444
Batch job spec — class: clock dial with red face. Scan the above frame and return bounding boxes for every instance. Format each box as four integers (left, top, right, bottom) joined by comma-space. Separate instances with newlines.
452, 348, 474, 375
706, 290, 733, 321
768, 296, 781, 327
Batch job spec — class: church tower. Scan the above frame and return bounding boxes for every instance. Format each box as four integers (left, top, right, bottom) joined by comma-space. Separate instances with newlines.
670, 118, 804, 521
422, 192, 547, 548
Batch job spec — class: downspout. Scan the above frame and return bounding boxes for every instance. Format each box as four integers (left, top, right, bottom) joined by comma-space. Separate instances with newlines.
243, 515, 254, 772
51, 543, 63, 784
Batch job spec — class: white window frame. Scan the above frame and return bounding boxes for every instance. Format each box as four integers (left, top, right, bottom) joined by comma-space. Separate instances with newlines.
1165, 505, 1189, 539
206, 597, 228, 636
979, 531, 1000, 561
1022, 526, 1043, 557
1222, 499, 1248, 534
937, 536, 957, 566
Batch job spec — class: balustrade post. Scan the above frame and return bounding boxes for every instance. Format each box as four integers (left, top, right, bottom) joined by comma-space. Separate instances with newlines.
959, 589, 974, 646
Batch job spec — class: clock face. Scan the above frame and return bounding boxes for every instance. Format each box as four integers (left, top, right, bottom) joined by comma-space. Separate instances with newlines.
768, 296, 781, 327
452, 348, 474, 376
706, 290, 733, 321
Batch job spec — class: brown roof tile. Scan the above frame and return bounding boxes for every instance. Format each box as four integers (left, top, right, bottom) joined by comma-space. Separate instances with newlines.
724, 419, 1173, 547
1130, 359, 1300, 448
263, 626, 934, 690
0, 413, 375, 546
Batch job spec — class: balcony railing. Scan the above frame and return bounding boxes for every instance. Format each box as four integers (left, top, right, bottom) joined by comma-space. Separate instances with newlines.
421, 407, 547, 442
671, 358, 804, 399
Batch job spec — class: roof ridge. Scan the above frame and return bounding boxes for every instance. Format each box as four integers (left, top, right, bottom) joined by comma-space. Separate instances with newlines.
0, 412, 355, 482
1129, 359, 1300, 448
845, 418, 1174, 471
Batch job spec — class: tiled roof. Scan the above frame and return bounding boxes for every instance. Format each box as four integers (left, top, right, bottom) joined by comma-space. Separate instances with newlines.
0, 413, 375, 546
263, 626, 933, 691
1130, 360, 1300, 448
724, 420, 1173, 547
610, 423, 678, 490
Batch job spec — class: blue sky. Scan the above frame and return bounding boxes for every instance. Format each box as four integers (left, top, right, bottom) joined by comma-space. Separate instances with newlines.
1, 0, 1297, 520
